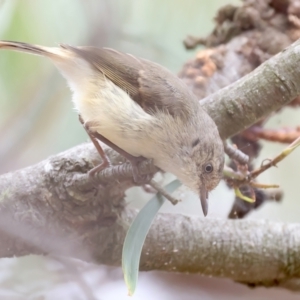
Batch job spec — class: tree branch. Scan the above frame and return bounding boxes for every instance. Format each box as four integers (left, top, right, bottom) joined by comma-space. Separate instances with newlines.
202, 38, 300, 138
1, 154, 300, 289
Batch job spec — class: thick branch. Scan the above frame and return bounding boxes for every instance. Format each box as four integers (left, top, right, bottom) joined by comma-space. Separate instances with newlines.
201, 38, 300, 139
1, 142, 300, 289
179, 0, 300, 139
1, 162, 300, 289
136, 211, 300, 290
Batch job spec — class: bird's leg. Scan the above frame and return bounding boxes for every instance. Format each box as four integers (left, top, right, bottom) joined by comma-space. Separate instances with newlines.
79, 115, 151, 183
79, 115, 111, 177
223, 141, 249, 165
90, 131, 151, 184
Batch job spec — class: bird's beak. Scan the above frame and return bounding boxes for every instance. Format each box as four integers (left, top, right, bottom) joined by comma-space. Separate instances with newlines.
200, 187, 209, 217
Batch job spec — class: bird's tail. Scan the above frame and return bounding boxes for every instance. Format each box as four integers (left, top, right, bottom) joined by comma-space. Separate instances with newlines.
0, 40, 61, 58
0, 41, 91, 94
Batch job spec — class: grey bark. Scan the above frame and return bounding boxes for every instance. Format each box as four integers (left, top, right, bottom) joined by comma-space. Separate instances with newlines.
1, 143, 300, 289
202, 38, 300, 138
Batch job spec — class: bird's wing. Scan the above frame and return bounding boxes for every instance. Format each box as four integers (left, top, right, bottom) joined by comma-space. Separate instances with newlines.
61, 45, 198, 119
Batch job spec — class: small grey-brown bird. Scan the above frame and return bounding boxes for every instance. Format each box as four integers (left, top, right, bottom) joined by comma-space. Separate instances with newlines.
0, 40, 225, 216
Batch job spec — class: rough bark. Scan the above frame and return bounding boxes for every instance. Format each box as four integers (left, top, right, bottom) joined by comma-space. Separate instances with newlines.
200, 38, 300, 138
1, 143, 300, 290
180, 0, 300, 218
0, 144, 300, 288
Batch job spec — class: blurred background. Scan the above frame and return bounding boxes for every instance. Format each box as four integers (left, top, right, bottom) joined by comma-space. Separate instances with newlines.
0, 0, 300, 299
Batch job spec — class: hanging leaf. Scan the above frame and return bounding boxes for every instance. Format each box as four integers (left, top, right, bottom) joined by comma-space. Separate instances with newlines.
122, 179, 181, 296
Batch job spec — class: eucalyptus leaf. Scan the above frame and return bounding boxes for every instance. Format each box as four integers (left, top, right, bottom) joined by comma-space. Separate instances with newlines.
122, 179, 181, 296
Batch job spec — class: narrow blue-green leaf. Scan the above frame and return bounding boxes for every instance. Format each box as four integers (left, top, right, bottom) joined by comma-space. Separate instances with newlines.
122, 179, 181, 296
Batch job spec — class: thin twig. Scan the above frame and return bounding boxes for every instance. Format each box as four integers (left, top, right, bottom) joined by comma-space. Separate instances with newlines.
224, 137, 300, 187
149, 180, 180, 205
251, 136, 300, 178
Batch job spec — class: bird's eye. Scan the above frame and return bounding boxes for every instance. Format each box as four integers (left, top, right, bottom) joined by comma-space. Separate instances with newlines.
204, 163, 213, 173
